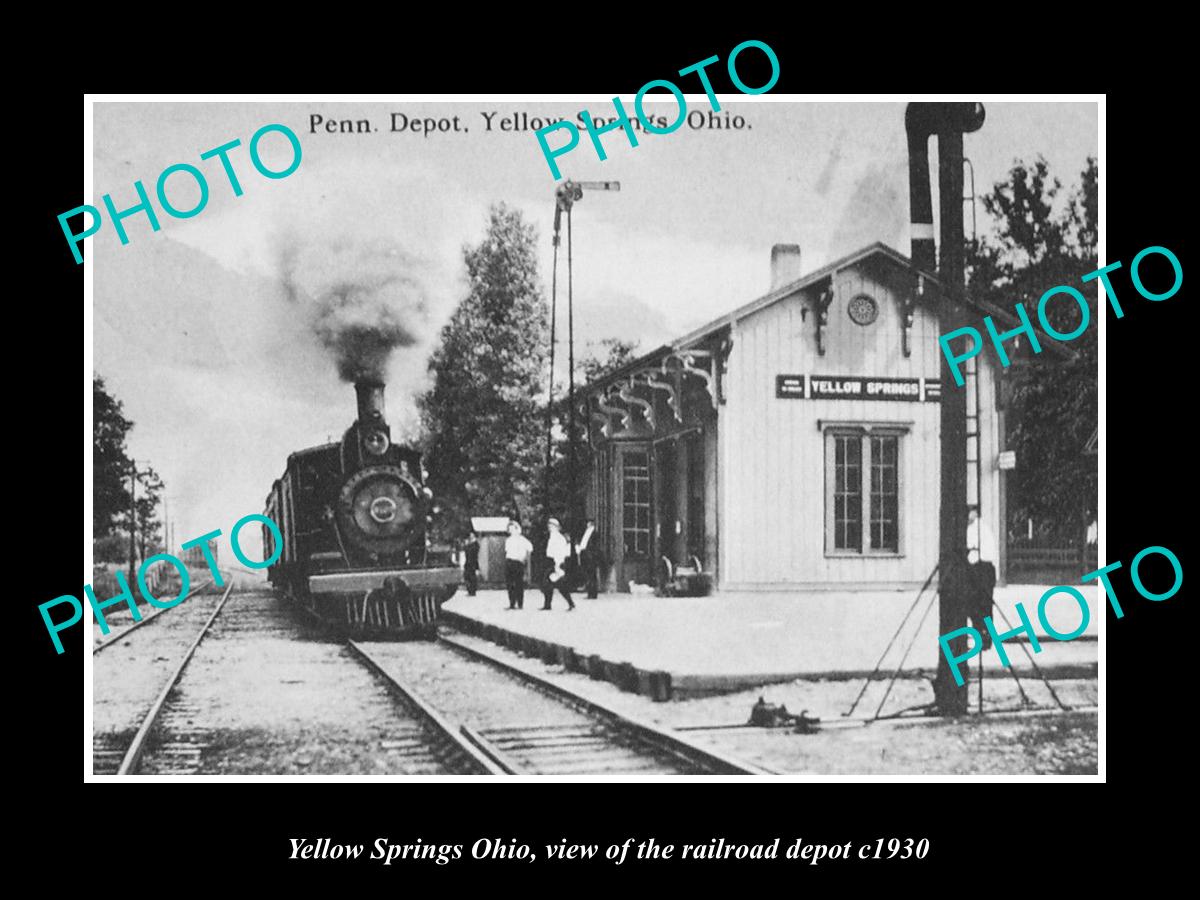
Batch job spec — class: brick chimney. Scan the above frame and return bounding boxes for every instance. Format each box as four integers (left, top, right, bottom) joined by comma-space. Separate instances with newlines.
770, 244, 803, 290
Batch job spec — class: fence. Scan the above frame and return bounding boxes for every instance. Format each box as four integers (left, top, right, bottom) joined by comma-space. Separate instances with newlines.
90, 562, 185, 611
1007, 544, 1097, 584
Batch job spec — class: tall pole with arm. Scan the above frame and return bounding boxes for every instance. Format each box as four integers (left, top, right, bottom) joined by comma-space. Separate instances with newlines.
550, 180, 620, 533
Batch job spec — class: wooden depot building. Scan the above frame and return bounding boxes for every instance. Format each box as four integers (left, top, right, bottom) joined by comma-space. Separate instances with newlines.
580, 242, 1016, 594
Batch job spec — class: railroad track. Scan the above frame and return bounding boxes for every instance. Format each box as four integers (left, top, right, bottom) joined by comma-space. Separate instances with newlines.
352, 633, 771, 776
96, 586, 499, 775
348, 641, 513, 776
94, 585, 766, 776
92, 577, 217, 654
92, 579, 237, 775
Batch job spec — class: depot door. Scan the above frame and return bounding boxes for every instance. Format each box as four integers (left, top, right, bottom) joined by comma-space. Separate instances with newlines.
615, 445, 653, 590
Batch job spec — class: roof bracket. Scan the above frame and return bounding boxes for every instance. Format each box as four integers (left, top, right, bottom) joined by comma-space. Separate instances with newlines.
679, 350, 717, 410
644, 371, 682, 423
618, 378, 655, 431
815, 279, 835, 356
717, 336, 734, 405
902, 274, 924, 357
595, 386, 628, 438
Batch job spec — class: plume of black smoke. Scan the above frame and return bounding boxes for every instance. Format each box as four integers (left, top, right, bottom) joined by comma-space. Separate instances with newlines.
279, 237, 434, 384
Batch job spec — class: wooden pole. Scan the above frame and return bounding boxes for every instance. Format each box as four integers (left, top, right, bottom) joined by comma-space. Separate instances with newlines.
128, 463, 137, 589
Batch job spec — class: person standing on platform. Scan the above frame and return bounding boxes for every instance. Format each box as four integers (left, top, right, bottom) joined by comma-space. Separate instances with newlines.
503, 520, 533, 610
541, 517, 576, 611
578, 518, 600, 599
462, 530, 480, 597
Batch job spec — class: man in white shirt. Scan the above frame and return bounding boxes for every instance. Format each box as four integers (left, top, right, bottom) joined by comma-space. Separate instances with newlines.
540, 517, 576, 611
503, 520, 533, 610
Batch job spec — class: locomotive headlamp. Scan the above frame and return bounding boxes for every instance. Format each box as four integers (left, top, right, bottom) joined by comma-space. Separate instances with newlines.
369, 496, 398, 524
364, 430, 390, 456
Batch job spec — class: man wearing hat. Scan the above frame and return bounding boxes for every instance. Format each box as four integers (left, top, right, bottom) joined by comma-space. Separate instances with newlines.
541, 516, 576, 611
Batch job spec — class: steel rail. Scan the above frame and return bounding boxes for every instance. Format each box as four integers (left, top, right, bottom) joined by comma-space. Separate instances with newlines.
437, 633, 774, 775
115, 578, 236, 776
93, 577, 217, 654
346, 639, 513, 776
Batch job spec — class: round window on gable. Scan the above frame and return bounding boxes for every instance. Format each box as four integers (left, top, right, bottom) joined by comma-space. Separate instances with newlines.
847, 293, 879, 326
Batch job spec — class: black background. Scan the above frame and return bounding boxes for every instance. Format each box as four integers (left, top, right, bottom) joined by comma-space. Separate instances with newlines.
20, 26, 1189, 884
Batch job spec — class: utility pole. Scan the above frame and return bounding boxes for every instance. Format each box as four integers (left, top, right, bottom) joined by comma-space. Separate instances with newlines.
128, 461, 137, 588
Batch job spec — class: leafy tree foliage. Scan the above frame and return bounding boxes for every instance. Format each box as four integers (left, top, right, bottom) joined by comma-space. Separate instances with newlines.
420, 204, 550, 536
965, 156, 1098, 544
94, 376, 134, 539
580, 338, 639, 384
132, 466, 164, 557
93, 376, 166, 562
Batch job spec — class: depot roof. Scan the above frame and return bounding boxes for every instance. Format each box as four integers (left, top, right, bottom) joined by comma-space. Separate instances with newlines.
583, 241, 1076, 393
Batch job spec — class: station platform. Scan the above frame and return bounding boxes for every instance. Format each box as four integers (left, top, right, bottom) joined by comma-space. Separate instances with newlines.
442, 584, 1100, 701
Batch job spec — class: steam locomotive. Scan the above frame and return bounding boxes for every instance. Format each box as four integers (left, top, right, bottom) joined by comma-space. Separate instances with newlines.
263, 380, 459, 637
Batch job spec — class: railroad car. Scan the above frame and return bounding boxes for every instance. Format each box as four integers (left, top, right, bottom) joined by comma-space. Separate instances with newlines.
181, 541, 219, 570
263, 380, 458, 637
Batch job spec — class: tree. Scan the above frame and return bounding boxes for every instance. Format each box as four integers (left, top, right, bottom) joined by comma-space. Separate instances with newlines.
965, 156, 1098, 544
133, 465, 165, 558
580, 338, 639, 384
420, 204, 550, 536
94, 377, 166, 563
93, 376, 133, 538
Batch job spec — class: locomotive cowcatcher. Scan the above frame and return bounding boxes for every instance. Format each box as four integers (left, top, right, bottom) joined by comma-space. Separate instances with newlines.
263, 380, 458, 637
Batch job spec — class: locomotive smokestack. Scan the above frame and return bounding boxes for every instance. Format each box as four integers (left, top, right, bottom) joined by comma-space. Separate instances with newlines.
905, 102, 985, 272
355, 380, 386, 423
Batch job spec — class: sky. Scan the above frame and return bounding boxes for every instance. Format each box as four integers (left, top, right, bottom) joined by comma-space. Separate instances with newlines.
90, 98, 1097, 543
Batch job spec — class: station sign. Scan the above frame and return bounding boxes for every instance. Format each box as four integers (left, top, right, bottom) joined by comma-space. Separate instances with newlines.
775, 375, 941, 402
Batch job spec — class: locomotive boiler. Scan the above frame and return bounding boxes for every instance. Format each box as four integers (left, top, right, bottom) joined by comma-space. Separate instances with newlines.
263, 380, 458, 637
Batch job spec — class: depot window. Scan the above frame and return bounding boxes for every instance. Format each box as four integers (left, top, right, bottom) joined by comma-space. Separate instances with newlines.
622, 450, 652, 557
823, 425, 905, 555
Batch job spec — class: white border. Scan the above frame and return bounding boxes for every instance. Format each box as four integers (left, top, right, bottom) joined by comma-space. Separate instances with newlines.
82, 92, 1105, 784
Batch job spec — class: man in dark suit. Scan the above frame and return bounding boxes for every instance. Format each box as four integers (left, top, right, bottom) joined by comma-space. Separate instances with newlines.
462, 530, 480, 597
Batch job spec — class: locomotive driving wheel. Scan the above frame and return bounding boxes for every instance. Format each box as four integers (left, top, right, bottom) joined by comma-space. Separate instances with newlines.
336, 465, 421, 554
